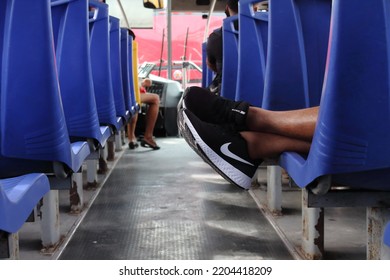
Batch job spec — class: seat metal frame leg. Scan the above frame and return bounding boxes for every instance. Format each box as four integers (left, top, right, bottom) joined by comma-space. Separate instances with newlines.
70, 171, 84, 214
107, 135, 115, 161
40, 190, 60, 250
98, 146, 109, 174
302, 189, 324, 259
115, 129, 123, 152
267, 166, 282, 215
367, 207, 390, 260
0, 231, 18, 259
86, 158, 98, 188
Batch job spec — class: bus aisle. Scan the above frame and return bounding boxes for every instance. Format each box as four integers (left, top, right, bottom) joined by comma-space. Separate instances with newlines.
15, 137, 366, 260
58, 137, 292, 260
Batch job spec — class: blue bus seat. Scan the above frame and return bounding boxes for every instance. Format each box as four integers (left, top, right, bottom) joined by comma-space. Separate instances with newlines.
120, 28, 133, 115
120, 28, 138, 115
0, 174, 50, 233
50, 0, 111, 149
236, 0, 268, 107
110, 16, 130, 124
220, 15, 239, 100
0, 0, 90, 179
279, 0, 390, 191
89, 0, 122, 131
201, 42, 214, 89
262, 0, 331, 111
384, 222, 390, 247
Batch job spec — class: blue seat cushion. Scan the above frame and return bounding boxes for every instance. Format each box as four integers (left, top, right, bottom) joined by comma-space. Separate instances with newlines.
0, 173, 50, 233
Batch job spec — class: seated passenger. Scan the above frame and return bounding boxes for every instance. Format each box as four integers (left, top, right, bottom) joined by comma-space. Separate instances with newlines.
253, 1, 269, 12
127, 78, 161, 150
179, 86, 317, 189
206, 0, 239, 95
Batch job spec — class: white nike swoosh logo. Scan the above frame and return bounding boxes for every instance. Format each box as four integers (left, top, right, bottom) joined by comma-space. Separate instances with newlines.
220, 143, 254, 166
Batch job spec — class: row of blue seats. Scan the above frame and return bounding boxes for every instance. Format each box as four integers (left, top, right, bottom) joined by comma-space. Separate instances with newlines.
223, 0, 390, 192
206, 0, 390, 258
0, 0, 138, 258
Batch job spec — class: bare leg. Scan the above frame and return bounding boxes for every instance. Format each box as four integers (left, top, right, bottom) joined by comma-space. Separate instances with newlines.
246, 106, 318, 141
127, 113, 138, 143
141, 93, 160, 144
241, 131, 311, 159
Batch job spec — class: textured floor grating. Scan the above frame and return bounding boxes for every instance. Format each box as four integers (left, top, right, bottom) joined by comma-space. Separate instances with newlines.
59, 138, 293, 260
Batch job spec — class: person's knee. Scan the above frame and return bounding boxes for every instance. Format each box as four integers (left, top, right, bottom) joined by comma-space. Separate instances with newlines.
142, 93, 160, 105
151, 94, 160, 105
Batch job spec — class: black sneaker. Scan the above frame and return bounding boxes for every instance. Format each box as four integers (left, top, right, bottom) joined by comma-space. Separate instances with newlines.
181, 86, 250, 131
182, 108, 261, 189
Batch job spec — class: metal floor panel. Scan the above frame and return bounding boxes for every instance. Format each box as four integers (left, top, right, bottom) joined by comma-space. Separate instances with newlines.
59, 138, 293, 260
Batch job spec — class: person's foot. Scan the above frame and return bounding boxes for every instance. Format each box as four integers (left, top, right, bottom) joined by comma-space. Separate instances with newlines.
181, 108, 261, 189
140, 137, 160, 150
128, 141, 139, 149
180, 86, 250, 131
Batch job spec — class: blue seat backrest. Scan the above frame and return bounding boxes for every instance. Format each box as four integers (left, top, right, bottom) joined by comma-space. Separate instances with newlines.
201, 42, 214, 89
220, 15, 239, 100
280, 0, 390, 190
120, 28, 136, 115
0, 0, 5, 80
89, 0, 120, 130
50, 0, 102, 144
262, 0, 331, 110
1, 0, 73, 166
109, 16, 127, 121
236, 0, 268, 107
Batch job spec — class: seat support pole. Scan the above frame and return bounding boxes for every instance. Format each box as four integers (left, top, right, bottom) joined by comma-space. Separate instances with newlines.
0, 231, 18, 259
70, 171, 84, 214
8, 232, 18, 259
115, 129, 123, 152
41, 190, 60, 250
267, 166, 282, 215
87, 159, 98, 188
302, 189, 324, 259
99, 146, 109, 174
367, 207, 390, 260
107, 135, 115, 161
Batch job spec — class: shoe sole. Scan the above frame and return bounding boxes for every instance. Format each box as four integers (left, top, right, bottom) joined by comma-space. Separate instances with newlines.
182, 110, 253, 189
177, 104, 206, 160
